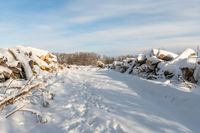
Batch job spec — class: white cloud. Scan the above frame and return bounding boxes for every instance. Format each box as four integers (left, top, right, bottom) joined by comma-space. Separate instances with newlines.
0, 0, 200, 55
61, 21, 199, 43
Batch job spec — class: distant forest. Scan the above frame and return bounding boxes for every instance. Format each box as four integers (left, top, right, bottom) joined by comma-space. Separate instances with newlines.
56, 52, 135, 66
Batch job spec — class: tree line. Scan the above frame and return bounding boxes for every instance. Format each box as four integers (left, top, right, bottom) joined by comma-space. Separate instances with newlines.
56, 52, 135, 66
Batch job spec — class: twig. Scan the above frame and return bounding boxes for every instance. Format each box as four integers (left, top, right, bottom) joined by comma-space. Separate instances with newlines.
5, 104, 25, 118
0, 83, 41, 109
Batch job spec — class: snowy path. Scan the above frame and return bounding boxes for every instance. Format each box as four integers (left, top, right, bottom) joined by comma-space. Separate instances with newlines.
1, 67, 200, 133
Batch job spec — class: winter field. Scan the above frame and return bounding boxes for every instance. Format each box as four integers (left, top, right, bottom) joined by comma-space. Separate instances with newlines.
0, 0, 199, 132
0, 66, 200, 133
0, 46, 200, 133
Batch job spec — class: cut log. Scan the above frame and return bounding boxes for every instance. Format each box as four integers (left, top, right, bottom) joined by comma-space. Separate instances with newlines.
30, 54, 53, 72
6, 61, 23, 79
181, 68, 196, 83
96, 60, 105, 68
157, 50, 178, 61
40, 53, 57, 64
0, 56, 7, 65
9, 48, 33, 79
0, 66, 13, 81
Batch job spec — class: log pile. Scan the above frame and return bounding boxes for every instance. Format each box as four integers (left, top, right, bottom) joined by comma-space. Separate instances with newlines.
0, 46, 58, 82
110, 48, 200, 84
96, 60, 105, 68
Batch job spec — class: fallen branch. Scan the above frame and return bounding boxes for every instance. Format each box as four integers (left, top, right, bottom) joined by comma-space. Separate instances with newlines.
0, 83, 41, 109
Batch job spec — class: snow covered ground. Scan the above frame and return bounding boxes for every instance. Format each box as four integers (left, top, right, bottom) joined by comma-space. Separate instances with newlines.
0, 66, 200, 133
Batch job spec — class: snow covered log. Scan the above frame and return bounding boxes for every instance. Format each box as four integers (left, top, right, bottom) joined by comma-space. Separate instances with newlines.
0, 66, 13, 82
157, 49, 197, 81
30, 54, 52, 72
156, 50, 178, 61
0, 48, 16, 63
9, 48, 33, 79
146, 56, 162, 66
171, 48, 196, 64
40, 53, 57, 64
96, 60, 105, 68
0, 57, 7, 65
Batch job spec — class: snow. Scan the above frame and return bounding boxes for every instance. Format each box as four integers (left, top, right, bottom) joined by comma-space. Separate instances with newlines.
6, 61, 20, 68
152, 49, 159, 56
1, 66, 200, 133
158, 62, 182, 76
146, 56, 161, 64
113, 61, 123, 66
179, 57, 196, 69
16, 45, 49, 57
0, 48, 16, 63
137, 54, 146, 62
0, 66, 12, 74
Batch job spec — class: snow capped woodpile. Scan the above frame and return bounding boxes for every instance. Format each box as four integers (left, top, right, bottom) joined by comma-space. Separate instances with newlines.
110, 48, 200, 85
0, 46, 58, 82
0, 46, 59, 120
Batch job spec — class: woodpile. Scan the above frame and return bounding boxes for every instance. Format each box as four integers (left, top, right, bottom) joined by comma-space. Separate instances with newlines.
110, 48, 200, 85
0, 46, 58, 83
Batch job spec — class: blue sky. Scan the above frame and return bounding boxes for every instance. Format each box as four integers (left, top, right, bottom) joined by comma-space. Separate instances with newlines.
0, 0, 199, 55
